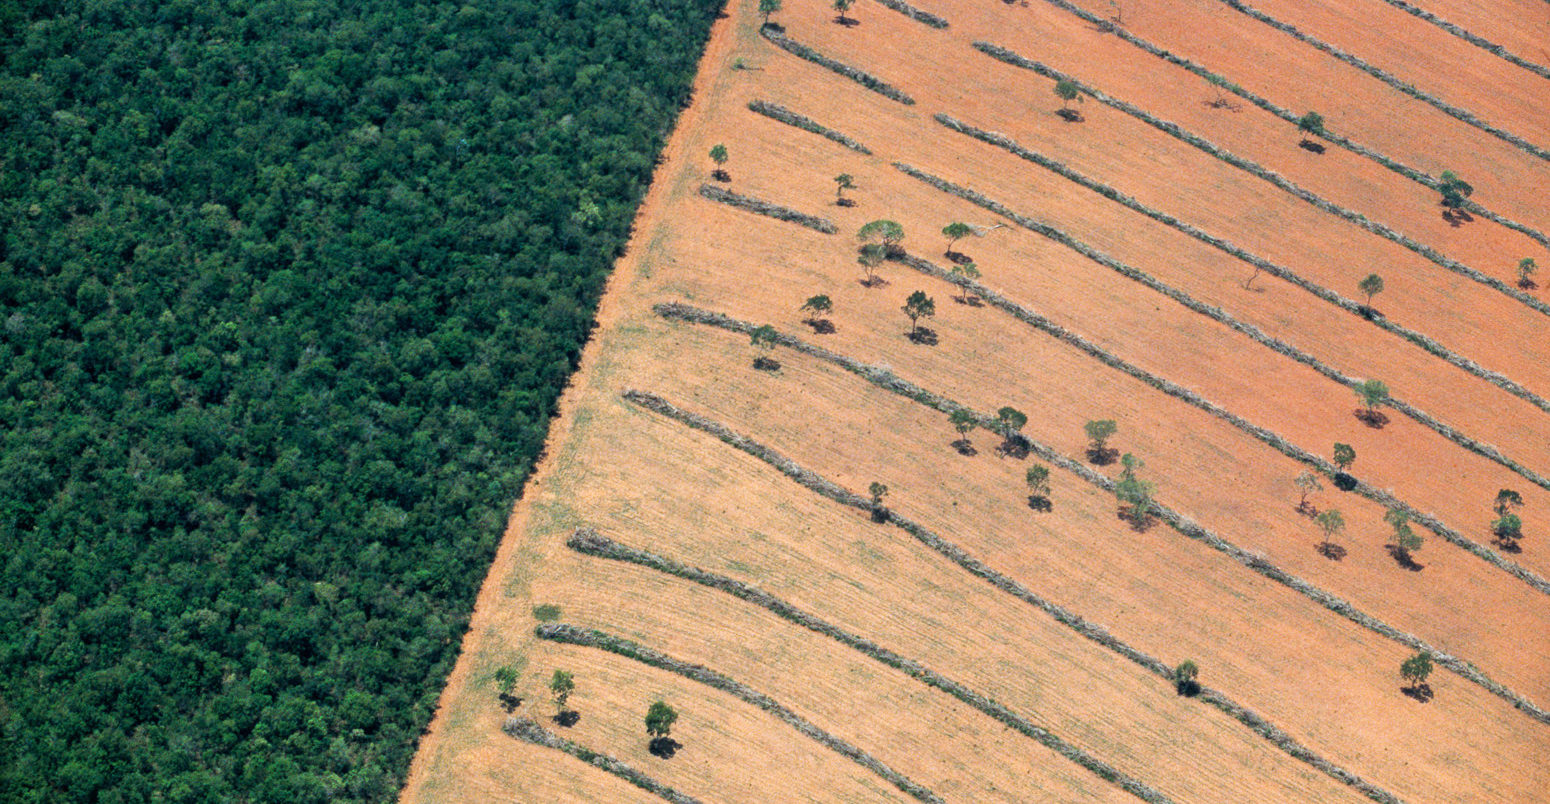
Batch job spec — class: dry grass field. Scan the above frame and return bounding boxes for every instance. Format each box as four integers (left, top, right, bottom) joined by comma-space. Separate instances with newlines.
401, 0, 1550, 800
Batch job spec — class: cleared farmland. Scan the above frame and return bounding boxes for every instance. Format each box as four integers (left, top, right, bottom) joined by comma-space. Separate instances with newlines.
401, 0, 1550, 801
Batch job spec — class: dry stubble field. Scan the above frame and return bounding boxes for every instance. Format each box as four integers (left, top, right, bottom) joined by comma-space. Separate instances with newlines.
401, 0, 1550, 801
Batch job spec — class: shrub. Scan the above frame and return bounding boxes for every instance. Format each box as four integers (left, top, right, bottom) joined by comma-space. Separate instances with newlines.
1437, 170, 1474, 209
1084, 419, 1118, 463
495, 666, 519, 695
1173, 660, 1201, 696
1400, 651, 1433, 694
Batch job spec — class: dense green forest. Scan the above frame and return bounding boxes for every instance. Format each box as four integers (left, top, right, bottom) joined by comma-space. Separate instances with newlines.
0, 0, 721, 799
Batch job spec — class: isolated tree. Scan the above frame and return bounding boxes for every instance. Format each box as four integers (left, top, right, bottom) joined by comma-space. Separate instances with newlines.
1054, 79, 1082, 112
1173, 660, 1200, 696
1386, 507, 1422, 565
1205, 74, 1233, 109
1026, 464, 1052, 501
709, 144, 729, 180
750, 324, 779, 369
996, 406, 1028, 438
759, 0, 782, 26
1494, 488, 1524, 517
1333, 442, 1356, 472
834, 173, 855, 205
949, 408, 978, 452
1297, 111, 1325, 139
833, 0, 855, 25
858, 219, 906, 256
902, 290, 935, 340
1437, 170, 1473, 209
1356, 273, 1384, 309
495, 666, 519, 696
950, 262, 982, 304
550, 670, 575, 714
868, 481, 889, 521
1400, 651, 1434, 694
800, 294, 832, 317
1519, 257, 1538, 288
942, 222, 974, 257
1355, 379, 1389, 419
1315, 508, 1346, 556
857, 245, 885, 287
1294, 470, 1322, 512
1493, 490, 1524, 547
1115, 453, 1155, 525
1084, 419, 1118, 462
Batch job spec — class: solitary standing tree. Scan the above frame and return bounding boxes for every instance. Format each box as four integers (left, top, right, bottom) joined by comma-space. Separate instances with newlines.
950, 262, 982, 304
1437, 170, 1474, 209
1294, 470, 1323, 514
949, 408, 978, 454
495, 666, 519, 696
1386, 507, 1423, 567
858, 219, 906, 256
1493, 489, 1524, 548
1333, 442, 1356, 472
1494, 488, 1524, 517
1400, 651, 1434, 698
1315, 508, 1346, 558
1084, 419, 1118, 464
857, 245, 884, 287
750, 324, 779, 370
942, 222, 974, 259
1357, 273, 1384, 309
833, 0, 855, 25
709, 144, 729, 181
550, 670, 576, 725
1026, 464, 1052, 511
1173, 660, 1201, 696
1519, 257, 1538, 289
1355, 379, 1389, 425
645, 700, 680, 756
868, 481, 889, 522
1054, 79, 1082, 116
1115, 453, 1156, 527
1297, 111, 1325, 140
799, 294, 833, 333
902, 290, 935, 342
759, 0, 782, 27
834, 174, 855, 206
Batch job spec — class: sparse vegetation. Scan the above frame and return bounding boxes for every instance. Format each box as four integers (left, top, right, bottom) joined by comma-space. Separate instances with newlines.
533, 603, 563, 622
1173, 660, 1201, 696
1084, 419, 1119, 464
495, 666, 519, 695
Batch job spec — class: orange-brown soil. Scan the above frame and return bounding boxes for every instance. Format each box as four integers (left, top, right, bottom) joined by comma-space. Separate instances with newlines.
402, 0, 1550, 800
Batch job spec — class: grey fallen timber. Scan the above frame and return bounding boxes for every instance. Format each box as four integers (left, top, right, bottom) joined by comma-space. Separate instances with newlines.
1216, 0, 1550, 163
697, 184, 837, 234
890, 161, 1550, 600
760, 25, 915, 105
535, 621, 944, 803
1026, 0, 1550, 250
570, 528, 1404, 804
502, 717, 703, 804
648, 304, 1550, 729
747, 100, 872, 154
971, 40, 1550, 319
934, 113, 1550, 483
873, 0, 949, 29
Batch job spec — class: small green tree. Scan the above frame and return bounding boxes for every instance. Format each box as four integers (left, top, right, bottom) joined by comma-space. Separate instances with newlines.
858, 219, 905, 255
1437, 170, 1473, 209
902, 290, 935, 340
1493, 489, 1524, 547
1297, 111, 1325, 139
833, 0, 855, 24
645, 700, 678, 738
1386, 507, 1422, 565
1315, 508, 1345, 556
1084, 419, 1118, 462
495, 666, 519, 695
709, 144, 728, 180
1494, 488, 1524, 516
950, 262, 982, 304
800, 295, 832, 317
949, 408, 978, 452
1026, 464, 1052, 502
1355, 379, 1389, 418
1115, 453, 1155, 526
750, 324, 779, 369
1400, 650, 1433, 694
1518, 257, 1538, 288
868, 481, 889, 522
759, 0, 782, 26
857, 245, 885, 287
1333, 443, 1356, 472
1054, 79, 1081, 112
550, 670, 575, 714
1173, 660, 1200, 696
996, 406, 1028, 438
834, 173, 854, 204
1294, 471, 1322, 513
1357, 273, 1384, 308
942, 222, 974, 256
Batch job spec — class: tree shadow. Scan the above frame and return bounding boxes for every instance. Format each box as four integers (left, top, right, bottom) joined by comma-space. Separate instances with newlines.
952, 294, 984, 307
1086, 446, 1119, 466
498, 694, 522, 713
1493, 533, 1523, 553
648, 737, 681, 758
1118, 506, 1157, 532
752, 356, 781, 372
946, 251, 974, 265
836, 197, 857, 207
1203, 98, 1242, 112
1401, 683, 1434, 703
553, 710, 580, 727
1385, 544, 1425, 571
1055, 109, 1084, 123
996, 435, 1031, 460
858, 276, 888, 289
907, 327, 939, 345
1316, 542, 1348, 560
1356, 304, 1383, 320
1298, 139, 1326, 154
1354, 409, 1389, 429
1175, 680, 1201, 697
1332, 472, 1358, 491
1295, 500, 1319, 518
1027, 495, 1052, 512
1441, 208, 1473, 227
832, 15, 860, 27
1519, 277, 1538, 290
711, 169, 730, 183
951, 438, 978, 457
804, 318, 835, 335
870, 506, 889, 523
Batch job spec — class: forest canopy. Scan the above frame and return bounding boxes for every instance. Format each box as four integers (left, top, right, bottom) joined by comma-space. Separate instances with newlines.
0, 0, 721, 799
